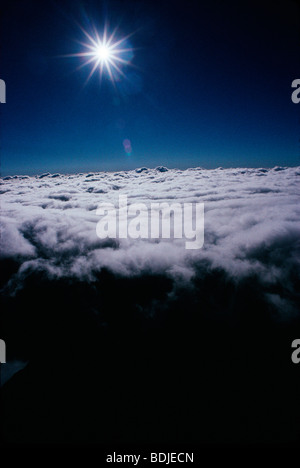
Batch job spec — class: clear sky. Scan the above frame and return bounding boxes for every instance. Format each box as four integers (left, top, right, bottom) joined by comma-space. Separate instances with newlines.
1, 0, 299, 175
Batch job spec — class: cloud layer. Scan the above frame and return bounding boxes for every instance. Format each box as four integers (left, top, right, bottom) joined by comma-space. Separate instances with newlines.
1, 165, 299, 316
1, 166, 300, 444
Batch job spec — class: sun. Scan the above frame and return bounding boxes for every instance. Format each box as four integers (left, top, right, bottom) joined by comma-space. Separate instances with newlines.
66, 23, 134, 86
95, 45, 111, 61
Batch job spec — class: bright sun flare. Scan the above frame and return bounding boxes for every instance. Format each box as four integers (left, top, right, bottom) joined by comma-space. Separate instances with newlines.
95, 45, 111, 61
66, 24, 134, 86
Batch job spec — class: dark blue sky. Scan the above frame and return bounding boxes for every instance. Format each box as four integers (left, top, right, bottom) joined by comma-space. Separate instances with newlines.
1, 0, 299, 175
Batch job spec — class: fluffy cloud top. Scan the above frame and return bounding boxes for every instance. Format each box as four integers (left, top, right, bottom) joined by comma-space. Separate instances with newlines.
1, 166, 299, 315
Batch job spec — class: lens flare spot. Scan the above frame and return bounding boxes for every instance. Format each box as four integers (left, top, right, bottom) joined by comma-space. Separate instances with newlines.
123, 139, 132, 155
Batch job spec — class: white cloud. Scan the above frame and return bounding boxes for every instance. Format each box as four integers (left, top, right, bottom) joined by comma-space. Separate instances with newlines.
1, 166, 299, 315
